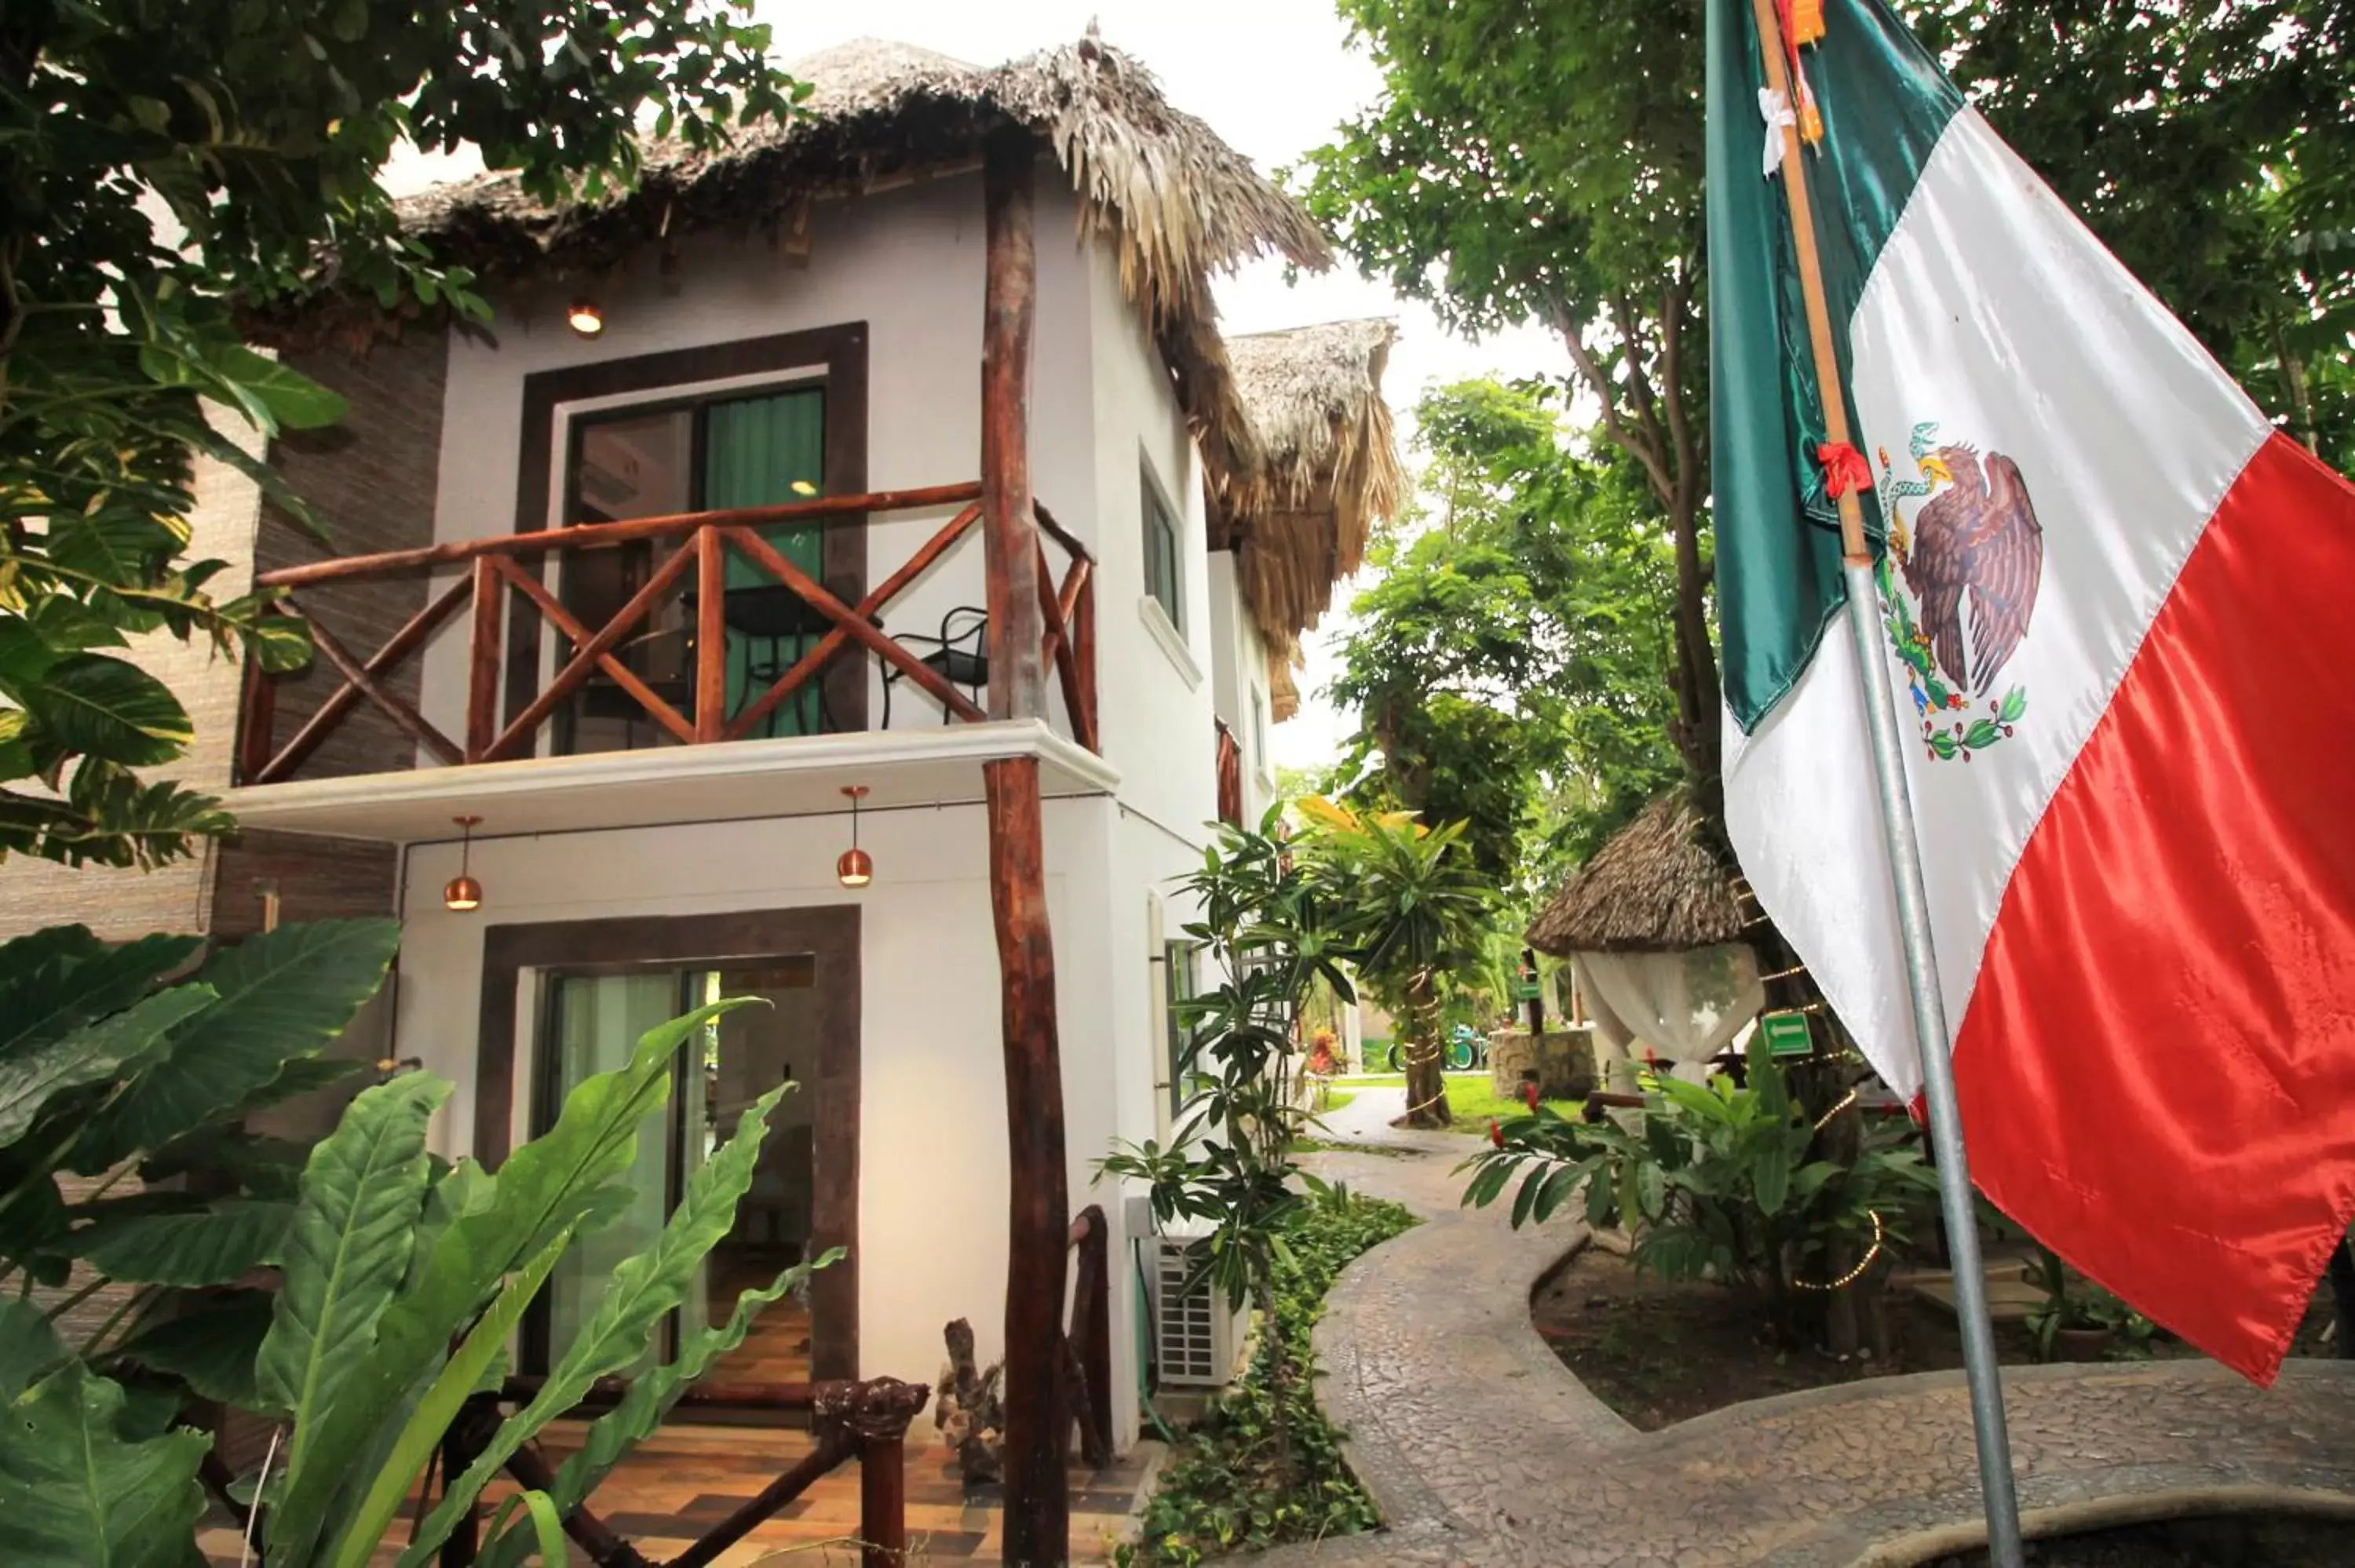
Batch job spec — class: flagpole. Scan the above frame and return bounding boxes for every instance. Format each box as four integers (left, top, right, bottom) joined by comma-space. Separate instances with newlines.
1745, 4, 2027, 1564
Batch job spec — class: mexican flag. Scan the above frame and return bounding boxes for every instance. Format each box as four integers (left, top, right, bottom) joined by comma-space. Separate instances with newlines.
1709, 0, 2355, 1383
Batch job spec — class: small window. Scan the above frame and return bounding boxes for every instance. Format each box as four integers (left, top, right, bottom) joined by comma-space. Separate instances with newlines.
1163, 938, 1199, 1124
1141, 461, 1182, 631
1250, 687, 1269, 778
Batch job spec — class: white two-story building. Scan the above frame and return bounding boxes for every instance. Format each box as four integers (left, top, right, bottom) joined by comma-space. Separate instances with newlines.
0, 36, 1400, 1461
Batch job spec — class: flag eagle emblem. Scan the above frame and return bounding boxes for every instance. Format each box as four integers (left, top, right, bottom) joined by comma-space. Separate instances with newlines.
1875, 421, 2044, 760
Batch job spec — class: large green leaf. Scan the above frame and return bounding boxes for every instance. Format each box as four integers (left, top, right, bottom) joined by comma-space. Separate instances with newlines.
0, 1298, 68, 1398
0, 1360, 210, 1566
115, 1289, 274, 1407
256, 1072, 447, 1461
402, 1082, 788, 1565
0, 985, 216, 1147
323, 1229, 570, 1568
22, 653, 190, 768
67, 1197, 291, 1286
264, 1000, 748, 1565
473, 1251, 837, 1568
214, 344, 349, 430
76, 919, 400, 1170
0, 928, 199, 1062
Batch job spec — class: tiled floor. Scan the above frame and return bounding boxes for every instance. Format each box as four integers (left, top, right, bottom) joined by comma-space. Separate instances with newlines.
200, 1422, 1159, 1566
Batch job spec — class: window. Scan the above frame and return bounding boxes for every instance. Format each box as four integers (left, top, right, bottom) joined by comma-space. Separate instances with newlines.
1141, 461, 1182, 631
1250, 687, 1269, 780
1163, 938, 1199, 1125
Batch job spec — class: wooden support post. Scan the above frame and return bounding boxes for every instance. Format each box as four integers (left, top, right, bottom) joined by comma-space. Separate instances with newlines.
985, 755, 1070, 1565
1069, 1205, 1115, 1469
696, 526, 728, 742
982, 125, 1071, 1568
466, 559, 504, 762
859, 1428, 908, 1568
236, 655, 276, 786
982, 130, 1047, 723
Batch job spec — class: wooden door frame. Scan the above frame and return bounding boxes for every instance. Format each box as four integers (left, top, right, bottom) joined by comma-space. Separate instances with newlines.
474, 906, 861, 1379
506, 323, 871, 739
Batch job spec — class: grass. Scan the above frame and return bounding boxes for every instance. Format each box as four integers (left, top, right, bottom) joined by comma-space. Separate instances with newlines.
1316, 1072, 1583, 1134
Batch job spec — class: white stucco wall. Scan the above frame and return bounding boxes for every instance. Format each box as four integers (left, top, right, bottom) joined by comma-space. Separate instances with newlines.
395, 793, 1141, 1442
1205, 552, 1277, 822
417, 161, 1101, 748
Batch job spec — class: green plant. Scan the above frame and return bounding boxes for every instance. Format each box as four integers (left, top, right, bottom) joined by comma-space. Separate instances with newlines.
0, 919, 827, 1563
2022, 1245, 2157, 1362
2, 0, 799, 869
1461, 1041, 1936, 1341
1117, 1187, 1415, 1566
1298, 800, 1496, 1132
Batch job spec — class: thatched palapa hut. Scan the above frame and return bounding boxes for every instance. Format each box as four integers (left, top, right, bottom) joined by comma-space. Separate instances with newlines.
1526, 795, 1765, 1086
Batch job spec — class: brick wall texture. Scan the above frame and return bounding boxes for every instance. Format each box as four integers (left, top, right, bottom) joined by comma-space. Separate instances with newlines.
251, 328, 450, 781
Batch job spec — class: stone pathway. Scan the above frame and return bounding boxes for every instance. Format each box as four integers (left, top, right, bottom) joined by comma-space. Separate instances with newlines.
1273, 1085, 2355, 1566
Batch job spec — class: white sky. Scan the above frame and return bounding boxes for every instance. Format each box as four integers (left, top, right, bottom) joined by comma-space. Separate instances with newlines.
394, 1, 1566, 767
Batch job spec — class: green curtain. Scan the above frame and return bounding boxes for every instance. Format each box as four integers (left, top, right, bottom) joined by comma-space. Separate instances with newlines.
703, 389, 827, 736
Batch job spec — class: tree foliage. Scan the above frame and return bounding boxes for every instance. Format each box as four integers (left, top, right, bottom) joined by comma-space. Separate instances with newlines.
1330, 379, 1685, 888
0, 1, 798, 867
1305, 0, 2353, 818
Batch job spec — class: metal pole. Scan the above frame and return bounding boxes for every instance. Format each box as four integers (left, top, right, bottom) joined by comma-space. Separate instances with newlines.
1842, 561, 2025, 1566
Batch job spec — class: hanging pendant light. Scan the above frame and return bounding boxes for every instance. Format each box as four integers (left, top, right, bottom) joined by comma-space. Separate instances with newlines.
566, 298, 604, 337
837, 786, 873, 888
444, 815, 485, 911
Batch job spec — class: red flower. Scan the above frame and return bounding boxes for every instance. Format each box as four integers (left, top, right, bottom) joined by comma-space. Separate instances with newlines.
1488, 1118, 1505, 1148
1521, 1081, 1540, 1111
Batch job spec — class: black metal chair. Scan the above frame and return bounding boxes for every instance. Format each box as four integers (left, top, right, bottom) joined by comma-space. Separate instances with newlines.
681, 582, 840, 737
881, 605, 988, 727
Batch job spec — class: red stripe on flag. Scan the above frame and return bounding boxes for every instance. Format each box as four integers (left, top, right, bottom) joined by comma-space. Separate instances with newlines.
1952, 431, 2355, 1384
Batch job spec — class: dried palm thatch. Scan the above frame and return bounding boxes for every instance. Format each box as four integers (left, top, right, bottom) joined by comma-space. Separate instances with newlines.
1524, 794, 1746, 957
1218, 318, 1404, 706
297, 35, 1329, 518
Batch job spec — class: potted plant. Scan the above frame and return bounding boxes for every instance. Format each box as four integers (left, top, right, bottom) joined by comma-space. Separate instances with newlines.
2024, 1245, 2155, 1362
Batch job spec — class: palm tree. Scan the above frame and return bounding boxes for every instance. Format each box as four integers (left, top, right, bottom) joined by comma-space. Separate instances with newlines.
1302, 801, 1496, 1130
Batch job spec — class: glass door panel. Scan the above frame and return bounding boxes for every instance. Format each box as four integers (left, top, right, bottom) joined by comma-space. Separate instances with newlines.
700, 389, 827, 738
539, 971, 690, 1370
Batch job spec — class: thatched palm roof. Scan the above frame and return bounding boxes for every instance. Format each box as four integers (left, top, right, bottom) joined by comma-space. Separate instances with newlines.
1218, 319, 1404, 715
352, 33, 1388, 666
1525, 795, 1746, 956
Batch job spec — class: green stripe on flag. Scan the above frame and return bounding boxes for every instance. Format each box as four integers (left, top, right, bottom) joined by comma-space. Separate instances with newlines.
1709, 0, 1966, 731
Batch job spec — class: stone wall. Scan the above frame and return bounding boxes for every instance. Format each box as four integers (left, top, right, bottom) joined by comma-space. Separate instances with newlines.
1488, 1028, 1599, 1102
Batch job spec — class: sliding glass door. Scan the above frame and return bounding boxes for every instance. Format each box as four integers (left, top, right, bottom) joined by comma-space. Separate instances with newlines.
531, 961, 823, 1391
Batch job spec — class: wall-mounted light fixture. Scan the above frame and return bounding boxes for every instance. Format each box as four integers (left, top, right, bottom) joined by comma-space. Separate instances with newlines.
444, 815, 484, 911
567, 298, 605, 337
837, 786, 873, 888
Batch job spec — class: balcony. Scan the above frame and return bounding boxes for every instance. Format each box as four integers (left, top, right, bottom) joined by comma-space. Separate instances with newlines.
227, 483, 1108, 842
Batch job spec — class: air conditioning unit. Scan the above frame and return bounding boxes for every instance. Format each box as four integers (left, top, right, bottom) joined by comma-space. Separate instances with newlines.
1148, 1231, 1245, 1388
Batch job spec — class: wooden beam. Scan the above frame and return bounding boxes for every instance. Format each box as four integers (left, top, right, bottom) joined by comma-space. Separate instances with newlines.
465, 559, 504, 763
236, 655, 276, 786
1074, 569, 1098, 754
290, 597, 464, 767
1068, 1203, 1114, 1469
695, 527, 729, 742
252, 481, 984, 591
485, 545, 695, 760
985, 755, 1070, 1566
981, 130, 1047, 724
1036, 545, 1095, 753
487, 557, 696, 746
721, 526, 986, 724
724, 501, 984, 741
259, 578, 470, 783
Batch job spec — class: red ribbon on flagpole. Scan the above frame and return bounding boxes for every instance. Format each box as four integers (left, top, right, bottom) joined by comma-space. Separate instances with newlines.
1816, 441, 1875, 498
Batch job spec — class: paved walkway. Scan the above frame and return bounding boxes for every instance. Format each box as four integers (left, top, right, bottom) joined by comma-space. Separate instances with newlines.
1274, 1085, 2355, 1566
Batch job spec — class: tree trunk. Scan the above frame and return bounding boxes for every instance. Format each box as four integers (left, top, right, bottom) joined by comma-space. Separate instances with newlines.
1397, 972, 1450, 1131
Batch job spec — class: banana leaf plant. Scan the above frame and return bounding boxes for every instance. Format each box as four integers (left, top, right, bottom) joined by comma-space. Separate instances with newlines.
0, 920, 829, 1563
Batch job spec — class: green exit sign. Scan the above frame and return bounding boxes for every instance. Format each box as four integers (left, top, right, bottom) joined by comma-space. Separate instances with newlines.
1760, 1011, 1813, 1059
1513, 981, 1542, 1001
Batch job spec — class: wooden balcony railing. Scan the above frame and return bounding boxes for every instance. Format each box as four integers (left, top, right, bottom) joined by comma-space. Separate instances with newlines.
236, 483, 1099, 786
431, 1374, 931, 1568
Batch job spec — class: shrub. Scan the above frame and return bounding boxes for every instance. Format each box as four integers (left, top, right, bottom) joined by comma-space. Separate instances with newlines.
1120, 1187, 1415, 1566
